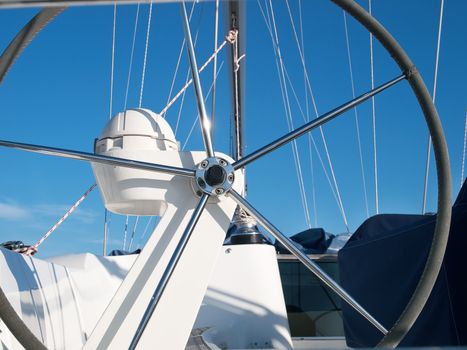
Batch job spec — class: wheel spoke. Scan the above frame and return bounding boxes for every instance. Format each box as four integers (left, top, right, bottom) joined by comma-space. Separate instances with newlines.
180, 1, 215, 158
228, 189, 388, 335
233, 74, 405, 170
129, 193, 209, 349
0, 139, 195, 177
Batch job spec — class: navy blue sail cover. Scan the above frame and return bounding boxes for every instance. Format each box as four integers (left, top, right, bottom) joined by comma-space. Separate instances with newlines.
338, 180, 467, 347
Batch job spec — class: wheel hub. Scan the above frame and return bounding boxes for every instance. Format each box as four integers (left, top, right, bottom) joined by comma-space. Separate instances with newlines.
205, 165, 226, 186
194, 157, 235, 196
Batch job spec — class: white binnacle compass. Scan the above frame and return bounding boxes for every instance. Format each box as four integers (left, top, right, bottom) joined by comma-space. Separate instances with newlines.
92, 108, 244, 217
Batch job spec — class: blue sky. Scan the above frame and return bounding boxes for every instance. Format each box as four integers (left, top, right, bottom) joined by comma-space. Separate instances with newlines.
0, 0, 466, 258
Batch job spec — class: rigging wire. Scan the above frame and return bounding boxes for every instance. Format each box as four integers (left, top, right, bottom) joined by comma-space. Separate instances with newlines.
122, 4, 140, 239
164, 2, 196, 118
282, 64, 343, 216
123, 3, 140, 111
262, 0, 310, 228
258, 0, 343, 228
173, 27, 202, 135
298, 0, 318, 227
137, 216, 155, 249
122, 215, 129, 250
461, 110, 467, 188
343, 11, 370, 219
308, 138, 318, 227
175, 67, 192, 136
268, 0, 312, 228
138, 0, 154, 108
128, 216, 139, 251
422, 0, 445, 213
283, 0, 349, 231
211, 0, 219, 136
368, 0, 378, 215
130, 1, 153, 244
104, 1, 118, 256
161, 38, 228, 118
103, 209, 110, 255
260, 0, 349, 230
182, 61, 225, 150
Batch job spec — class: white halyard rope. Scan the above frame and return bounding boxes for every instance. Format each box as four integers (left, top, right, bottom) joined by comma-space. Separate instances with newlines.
138, 0, 154, 108
121, 3, 141, 251
422, 0, 445, 213
160, 31, 235, 116
174, 67, 191, 136
25, 184, 97, 255
109, 2, 117, 119
175, 27, 202, 135
123, 3, 140, 110
164, 2, 196, 118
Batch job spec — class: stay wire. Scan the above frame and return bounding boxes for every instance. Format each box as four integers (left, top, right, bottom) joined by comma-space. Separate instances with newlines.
298, 0, 318, 227
422, 0, 445, 213
282, 64, 343, 216
343, 11, 370, 219
211, 0, 219, 136
368, 0, 379, 215
123, 215, 129, 250
182, 61, 225, 150
284, 0, 349, 231
268, 0, 312, 228
258, 0, 344, 228
104, 1, 117, 256
137, 216, 155, 249
128, 216, 139, 251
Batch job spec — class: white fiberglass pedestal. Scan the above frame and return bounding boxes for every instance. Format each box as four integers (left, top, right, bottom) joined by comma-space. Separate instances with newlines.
195, 244, 293, 349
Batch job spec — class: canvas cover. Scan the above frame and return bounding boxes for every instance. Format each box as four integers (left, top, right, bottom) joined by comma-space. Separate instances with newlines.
274, 228, 335, 254
338, 180, 467, 347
